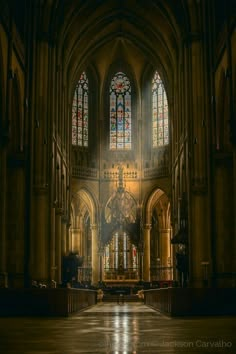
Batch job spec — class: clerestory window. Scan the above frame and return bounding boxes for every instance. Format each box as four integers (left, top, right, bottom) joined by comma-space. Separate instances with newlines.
109, 71, 132, 150
72, 71, 89, 146
152, 71, 169, 147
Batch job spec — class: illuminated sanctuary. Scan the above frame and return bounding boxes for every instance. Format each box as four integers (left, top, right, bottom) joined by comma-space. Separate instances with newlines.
0, 0, 236, 317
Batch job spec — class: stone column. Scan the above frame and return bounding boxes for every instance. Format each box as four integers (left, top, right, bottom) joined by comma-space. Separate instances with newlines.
50, 207, 56, 281
159, 228, 171, 280
91, 224, 99, 285
67, 223, 72, 251
71, 228, 81, 253
31, 191, 49, 281
55, 211, 62, 283
30, 32, 50, 283
61, 216, 67, 256
185, 32, 211, 287
143, 224, 151, 282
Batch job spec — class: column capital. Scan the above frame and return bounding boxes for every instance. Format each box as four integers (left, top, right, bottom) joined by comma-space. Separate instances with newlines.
159, 228, 171, 234
143, 224, 152, 230
71, 228, 80, 232
90, 224, 98, 231
55, 207, 64, 216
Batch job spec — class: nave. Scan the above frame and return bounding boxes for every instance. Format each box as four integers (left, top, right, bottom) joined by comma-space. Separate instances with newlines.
0, 302, 235, 353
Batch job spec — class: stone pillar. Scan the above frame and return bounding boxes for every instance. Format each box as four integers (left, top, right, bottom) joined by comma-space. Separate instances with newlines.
159, 228, 171, 280
30, 32, 50, 283
91, 224, 99, 285
185, 32, 211, 287
55, 211, 62, 283
31, 192, 49, 281
50, 207, 56, 281
61, 216, 67, 255
71, 228, 81, 253
190, 193, 210, 287
67, 223, 72, 251
143, 224, 151, 282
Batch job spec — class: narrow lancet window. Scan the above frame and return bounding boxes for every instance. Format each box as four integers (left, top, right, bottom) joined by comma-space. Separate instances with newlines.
109, 72, 132, 150
72, 72, 89, 146
152, 71, 169, 147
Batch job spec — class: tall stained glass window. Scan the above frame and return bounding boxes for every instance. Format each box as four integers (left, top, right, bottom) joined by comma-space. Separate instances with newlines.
109, 71, 131, 150
72, 72, 88, 146
152, 71, 169, 147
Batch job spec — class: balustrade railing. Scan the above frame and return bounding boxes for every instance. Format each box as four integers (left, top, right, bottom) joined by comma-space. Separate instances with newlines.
72, 166, 98, 179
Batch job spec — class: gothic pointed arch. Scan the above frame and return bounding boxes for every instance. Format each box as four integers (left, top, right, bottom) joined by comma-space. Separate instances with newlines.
72, 187, 98, 226
144, 188, 172, 281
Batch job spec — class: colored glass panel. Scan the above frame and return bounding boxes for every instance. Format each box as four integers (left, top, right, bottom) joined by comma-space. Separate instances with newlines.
72, 71, 89, 146
152, 71, 169, 147
109, 72, 132, 150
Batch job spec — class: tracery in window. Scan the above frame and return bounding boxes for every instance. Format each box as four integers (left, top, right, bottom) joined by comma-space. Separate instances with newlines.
109, 71, 131, 150
152, 71, 169, 147
72, 71, 88, 146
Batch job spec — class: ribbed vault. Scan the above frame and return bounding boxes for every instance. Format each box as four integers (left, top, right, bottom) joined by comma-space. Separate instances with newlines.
37, 0, 195, 97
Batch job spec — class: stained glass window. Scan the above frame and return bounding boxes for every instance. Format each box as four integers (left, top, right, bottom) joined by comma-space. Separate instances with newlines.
152, 71, 169, 147
104, 232, 138, 273
72, 72, 88, 146
109, 72, 131, 150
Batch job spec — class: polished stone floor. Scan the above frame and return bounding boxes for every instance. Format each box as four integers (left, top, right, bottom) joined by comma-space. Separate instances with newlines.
0, 302, 235, 353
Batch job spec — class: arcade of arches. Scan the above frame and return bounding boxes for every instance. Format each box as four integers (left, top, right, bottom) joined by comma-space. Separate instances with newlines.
0, 1, 236, 295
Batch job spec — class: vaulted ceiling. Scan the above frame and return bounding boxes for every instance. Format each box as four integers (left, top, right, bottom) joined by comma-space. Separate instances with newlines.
36, 0, 196, 93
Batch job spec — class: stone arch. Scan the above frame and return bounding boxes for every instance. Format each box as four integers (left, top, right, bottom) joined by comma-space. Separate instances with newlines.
143, 187, 172, 282
70, 187, 98, 252
76, 187, 98, 225
144, 188, 165, 225
70, 187, 99, 283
